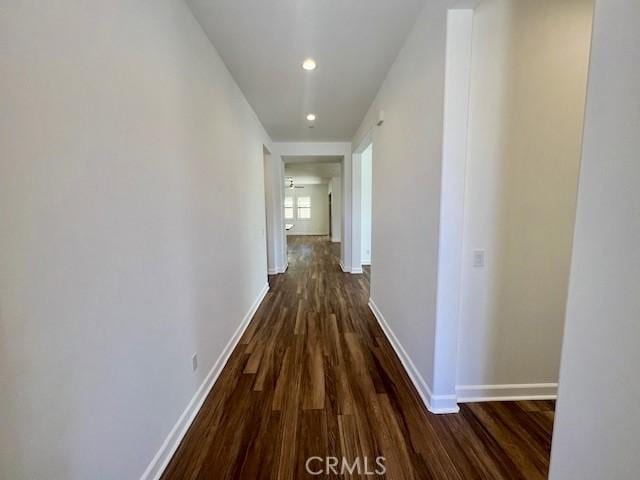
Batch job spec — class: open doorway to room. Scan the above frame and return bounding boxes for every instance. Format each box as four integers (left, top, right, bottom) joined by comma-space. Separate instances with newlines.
262, 145, 274, 279
282, 156, 342, 267
328, 192, 332, 239
360, 143, 373, 281
351, 130, 374, 278
434, 1, 595, 471
456, 0, 594, 399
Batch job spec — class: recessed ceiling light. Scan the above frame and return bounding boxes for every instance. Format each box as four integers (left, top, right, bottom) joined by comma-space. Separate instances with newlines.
306, 113, 316, 121
302, 58, 317, 71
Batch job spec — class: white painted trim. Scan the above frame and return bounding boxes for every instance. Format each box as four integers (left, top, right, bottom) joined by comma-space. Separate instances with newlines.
352, 129, 373, 287
431, 7, 474, 402
140, 283, 270, 480
274, 141, 352, 276
273, 141, 351, 157
268, 261, 288, 275
456, 383, 558, 403
361, 260, 371, 266
339, 261, 351, 273
351, 151, 362, 272
368, 299, 460, 414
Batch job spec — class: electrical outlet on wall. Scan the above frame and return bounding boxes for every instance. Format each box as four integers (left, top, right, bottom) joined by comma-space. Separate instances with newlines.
473, 250, 485, 268
191, 353, 198, 372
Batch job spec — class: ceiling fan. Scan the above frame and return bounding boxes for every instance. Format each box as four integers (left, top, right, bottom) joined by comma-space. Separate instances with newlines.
286, 177, 305, 189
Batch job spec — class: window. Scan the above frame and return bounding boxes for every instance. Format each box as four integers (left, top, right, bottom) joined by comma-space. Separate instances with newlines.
284, 196, 294, 220
297, 196, 311, 219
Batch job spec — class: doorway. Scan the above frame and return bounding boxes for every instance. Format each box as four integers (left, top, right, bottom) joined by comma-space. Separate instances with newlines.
281, 157, 341, 246
262, 146, 274, 277
360, 143, 373, 273
436, 0, 595, 424
328, 192, 332, 239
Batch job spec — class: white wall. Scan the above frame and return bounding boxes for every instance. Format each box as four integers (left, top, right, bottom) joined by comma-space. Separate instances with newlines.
360, 144, 373, 265
0, 1, 271, 479
353, 0, 451, 411
550, 1, 640, 478
283, 184, 330, 236
456, 0, 593, 397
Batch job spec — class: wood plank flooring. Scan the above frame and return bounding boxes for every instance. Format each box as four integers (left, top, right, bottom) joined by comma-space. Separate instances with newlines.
161, 235, 555, 479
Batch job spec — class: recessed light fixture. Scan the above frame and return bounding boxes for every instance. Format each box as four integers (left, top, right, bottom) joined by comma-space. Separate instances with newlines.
306, 113, 316, 121
302, 58, 317, 71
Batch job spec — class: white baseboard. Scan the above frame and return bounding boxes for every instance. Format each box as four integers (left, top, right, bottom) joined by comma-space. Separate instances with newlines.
268, 260, 288, 275
140, 282, 270, 480
331, 237, 341, 243
338, 261, 361, 275
361, 260, 371, 266
368, 299, 459, 414
269, 262, 288, 275
456, 383, 558, 403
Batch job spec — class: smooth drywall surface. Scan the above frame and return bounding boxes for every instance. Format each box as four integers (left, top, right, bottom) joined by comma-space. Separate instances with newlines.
457, 0, 593, 390
283, 184, 330, 236
353, 0, 450, 396
0, 1, 271, 478
360, 144, 373, 265
549, 1, 640, 478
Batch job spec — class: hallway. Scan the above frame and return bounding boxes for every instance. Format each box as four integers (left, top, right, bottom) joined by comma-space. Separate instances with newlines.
162, 236, 555, 480
2, 1, 637, 477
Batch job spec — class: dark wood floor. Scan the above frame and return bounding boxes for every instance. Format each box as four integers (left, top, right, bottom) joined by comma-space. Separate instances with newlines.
162, 236, 555, 479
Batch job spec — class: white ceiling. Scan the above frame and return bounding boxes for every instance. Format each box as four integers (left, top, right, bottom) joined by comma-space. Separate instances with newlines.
187, 0, 426, 141
285, 162, 341, 185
